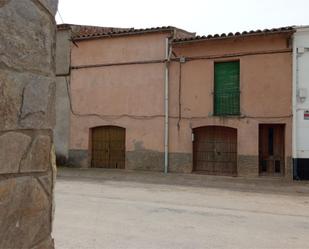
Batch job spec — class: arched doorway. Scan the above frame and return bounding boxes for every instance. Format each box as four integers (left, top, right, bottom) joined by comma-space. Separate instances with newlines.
91, 126, 125, 169
193, 126, 237, 176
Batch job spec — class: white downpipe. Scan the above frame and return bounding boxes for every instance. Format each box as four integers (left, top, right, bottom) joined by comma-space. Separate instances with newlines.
164, 37, 170, 174
292, 35, 298, 160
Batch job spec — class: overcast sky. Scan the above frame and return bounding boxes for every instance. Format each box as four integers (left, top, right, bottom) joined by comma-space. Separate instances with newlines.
56, 0, 309, 35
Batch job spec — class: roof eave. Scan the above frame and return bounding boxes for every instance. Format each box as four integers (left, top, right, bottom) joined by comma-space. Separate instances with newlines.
72, 28, 176, 42
173, 29, 295, 45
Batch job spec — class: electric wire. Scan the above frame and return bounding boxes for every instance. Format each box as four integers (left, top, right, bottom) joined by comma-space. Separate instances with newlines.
64, 76, 292, 121
57, 9, 64, 24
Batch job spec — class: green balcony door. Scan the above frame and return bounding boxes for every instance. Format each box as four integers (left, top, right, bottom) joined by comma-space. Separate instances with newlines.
214, 61, 240, 115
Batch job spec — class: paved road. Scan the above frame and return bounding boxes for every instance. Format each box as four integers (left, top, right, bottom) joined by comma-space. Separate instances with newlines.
53, 169, 309, 249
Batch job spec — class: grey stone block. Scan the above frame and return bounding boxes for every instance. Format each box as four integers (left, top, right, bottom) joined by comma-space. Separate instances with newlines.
31, 237, 54, 249
0, 177, 52, 249
0, 132, 31, 174
0, 70, 24, 129
0, 0, 55, 75
37, 172, 53, 197
0, 70, 55, 130
20, 135, 52, 173
20, 78, 55, 129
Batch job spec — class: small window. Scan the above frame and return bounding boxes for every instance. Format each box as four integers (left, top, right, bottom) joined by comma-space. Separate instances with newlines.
214, 61, 240, 116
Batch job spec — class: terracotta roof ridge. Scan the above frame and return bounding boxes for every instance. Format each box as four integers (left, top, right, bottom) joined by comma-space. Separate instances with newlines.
57, 23, 129, 29
173, 26, 295, 43
71, 25, 192, 41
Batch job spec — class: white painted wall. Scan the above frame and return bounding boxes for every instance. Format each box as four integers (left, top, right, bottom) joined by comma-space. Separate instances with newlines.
293, 26, 309, 159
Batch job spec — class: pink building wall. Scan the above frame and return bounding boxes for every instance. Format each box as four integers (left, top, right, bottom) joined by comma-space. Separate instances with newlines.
69, 32, 170, 169
68, 30, 293, 177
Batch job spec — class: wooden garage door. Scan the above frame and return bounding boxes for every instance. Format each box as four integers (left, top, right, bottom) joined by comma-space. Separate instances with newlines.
193, 126, 237, 176
91, 126, 125, 169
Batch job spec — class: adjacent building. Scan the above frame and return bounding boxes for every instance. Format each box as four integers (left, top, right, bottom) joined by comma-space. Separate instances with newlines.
293, 26, 309, 180
55, 24, 308, 179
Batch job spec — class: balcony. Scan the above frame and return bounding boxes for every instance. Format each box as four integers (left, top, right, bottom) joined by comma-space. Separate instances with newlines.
214, 91, 240, 116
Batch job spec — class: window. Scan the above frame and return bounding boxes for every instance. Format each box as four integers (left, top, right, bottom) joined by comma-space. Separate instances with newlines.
214, 61, 240, 115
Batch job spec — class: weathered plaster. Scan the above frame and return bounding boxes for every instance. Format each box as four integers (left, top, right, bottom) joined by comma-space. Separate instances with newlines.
66, 27, 293, 178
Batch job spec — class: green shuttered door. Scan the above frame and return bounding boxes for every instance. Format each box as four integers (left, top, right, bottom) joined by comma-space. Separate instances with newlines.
214, 61, 240, 115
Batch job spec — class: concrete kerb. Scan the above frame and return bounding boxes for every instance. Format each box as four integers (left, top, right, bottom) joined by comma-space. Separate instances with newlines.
57, 167, 309, 196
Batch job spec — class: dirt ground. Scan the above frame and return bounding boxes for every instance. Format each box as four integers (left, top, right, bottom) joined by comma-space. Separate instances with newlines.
53, 168, 309, 249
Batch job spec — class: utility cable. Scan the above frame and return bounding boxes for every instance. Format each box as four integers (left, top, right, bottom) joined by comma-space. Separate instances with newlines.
56, 9, 65, 24
64, 77, 292, 121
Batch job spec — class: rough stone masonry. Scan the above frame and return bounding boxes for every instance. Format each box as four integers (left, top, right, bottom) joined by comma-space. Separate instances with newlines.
0, 0, 58, 248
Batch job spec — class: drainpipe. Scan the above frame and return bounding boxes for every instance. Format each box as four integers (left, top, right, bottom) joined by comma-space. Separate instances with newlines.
164, 37, 171, 174
292, 34, 298, 177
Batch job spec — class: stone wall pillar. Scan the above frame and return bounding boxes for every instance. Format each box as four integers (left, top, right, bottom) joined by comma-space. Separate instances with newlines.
0, 0, 58, 248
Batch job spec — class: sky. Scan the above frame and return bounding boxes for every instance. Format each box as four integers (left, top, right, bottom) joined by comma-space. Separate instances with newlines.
56, 0, 309, 36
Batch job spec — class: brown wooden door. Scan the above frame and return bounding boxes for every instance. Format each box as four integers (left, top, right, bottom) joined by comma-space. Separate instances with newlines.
259, 124, 285, 176
91, 126, 125, 169
193, 126, 237, 176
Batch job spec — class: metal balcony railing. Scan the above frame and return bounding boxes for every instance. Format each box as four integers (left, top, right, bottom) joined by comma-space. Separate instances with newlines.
214, 91, 240, 116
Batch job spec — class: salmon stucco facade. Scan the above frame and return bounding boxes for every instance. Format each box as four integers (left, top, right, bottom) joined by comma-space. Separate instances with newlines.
55, 25, 295, 179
